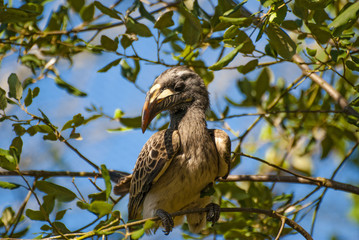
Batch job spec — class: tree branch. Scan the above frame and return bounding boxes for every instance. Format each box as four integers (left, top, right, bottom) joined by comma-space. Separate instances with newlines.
292, 54, 359, 118
1, 171, 358, 195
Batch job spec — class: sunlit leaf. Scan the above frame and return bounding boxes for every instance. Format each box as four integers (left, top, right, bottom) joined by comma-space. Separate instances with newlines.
8, 73, 23, 100
219, 16, 252, 27
88, 201, 113, 217
0, 148, 17, 171
329, 2, 359, 28
0, 181, 20, 189
0, 88, 7, 110
101, 164, 112, 200
209, 42, 245, 70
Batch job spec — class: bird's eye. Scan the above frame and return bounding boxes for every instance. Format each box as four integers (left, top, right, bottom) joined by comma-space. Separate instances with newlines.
174, 82, 185, 91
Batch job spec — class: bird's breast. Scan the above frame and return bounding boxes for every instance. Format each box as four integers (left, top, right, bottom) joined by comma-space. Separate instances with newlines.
142, 139, 219, 218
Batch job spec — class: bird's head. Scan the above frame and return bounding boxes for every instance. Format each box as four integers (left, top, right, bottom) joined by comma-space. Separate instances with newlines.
141, 66, 209, 133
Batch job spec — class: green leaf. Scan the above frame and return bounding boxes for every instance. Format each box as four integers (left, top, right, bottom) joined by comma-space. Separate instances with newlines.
120, 116, 142, 128
0, 148, 17, 171
113, 109, 125, 120
101, 164, 112, 200
143, 219, 155, 230
100, 35, 118, 51
329, 2, 359, 28
94, 1, 121, 19
219, 16, 252, 27
13, 124, 26, 136
36, 181, 77, 202
223, 25, 240, 39
69, 0, 84, 12
25, 209, 46, 221
255, 68, 272, 100
346, 60, 359, 72
54, 76, 87, 97
131, 228, 145, 239
270, 3, 287, 24
8, 73, 23, 100
0, 7, 40, 23
0, 181, 20, 189
125, 17, 152, 37
98, 58, 122, 73
52, 221, 71, 234
296, 0, 331, 10
77, 201, 90, 210
0, 88, 7, 110
33, 87, 40, 98
306, 47, 317, 57
120, 34, 135, 49
209, 42, 245, 70
182, 10, 202, 45
62, 113, 85, 131
237, 59, 258, 74
10, 136, 23, 161
80, 3, 94, 22
55, 210, 67, 221
24, 88, 33, 107
27, 125, 53, 136
88, 201, 113, 217
307, 23, 332, 44
154, 11, 174, 29
1, 207, 15, 228
282, 20, 300, 30
120, 59, 140, 83
88, 191, 107, 202
266, 23, 296, 59
139, 2, 156, 22
42, 195, 55, 215
40, 224, 52, 231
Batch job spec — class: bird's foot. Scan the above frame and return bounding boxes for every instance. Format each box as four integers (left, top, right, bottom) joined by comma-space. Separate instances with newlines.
205, 203, 220, 226
155, 209, 174, 235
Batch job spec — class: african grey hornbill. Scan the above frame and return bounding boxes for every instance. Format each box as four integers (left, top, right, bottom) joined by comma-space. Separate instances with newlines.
114, 66, 231, 234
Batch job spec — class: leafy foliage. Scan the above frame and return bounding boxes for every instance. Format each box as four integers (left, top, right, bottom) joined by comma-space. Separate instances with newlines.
0, 0, 359, 239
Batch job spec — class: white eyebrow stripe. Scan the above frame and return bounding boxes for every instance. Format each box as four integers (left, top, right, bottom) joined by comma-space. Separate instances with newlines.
149, 84, 161, 94
175, 70, 191, 76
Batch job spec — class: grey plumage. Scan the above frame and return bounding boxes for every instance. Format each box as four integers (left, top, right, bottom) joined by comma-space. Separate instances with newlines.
118, 66, 231, 234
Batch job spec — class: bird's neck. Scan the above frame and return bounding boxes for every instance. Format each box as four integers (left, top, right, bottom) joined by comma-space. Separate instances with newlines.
170, 106, 208, 145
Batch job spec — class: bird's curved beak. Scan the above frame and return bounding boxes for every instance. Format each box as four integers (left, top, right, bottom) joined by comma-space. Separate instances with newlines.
141, 85, 175, 133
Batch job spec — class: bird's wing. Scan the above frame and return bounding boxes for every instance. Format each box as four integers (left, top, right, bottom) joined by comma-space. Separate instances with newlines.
209, 129, 231, 179
129, 129, 181, 219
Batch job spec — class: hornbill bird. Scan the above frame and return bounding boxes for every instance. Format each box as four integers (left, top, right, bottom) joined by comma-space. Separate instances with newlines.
114, 66, 231, 234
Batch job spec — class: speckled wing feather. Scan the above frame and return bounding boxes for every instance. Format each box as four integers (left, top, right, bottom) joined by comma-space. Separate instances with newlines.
129, 129, 181, 220
208, 129, 231, 179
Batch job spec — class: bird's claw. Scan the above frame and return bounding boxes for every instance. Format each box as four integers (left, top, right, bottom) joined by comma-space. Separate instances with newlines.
155, 209, 174, 235
205, 203, 220, 226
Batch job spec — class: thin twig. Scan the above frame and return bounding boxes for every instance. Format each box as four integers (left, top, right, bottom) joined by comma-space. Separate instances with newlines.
50, 207, 313, 240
